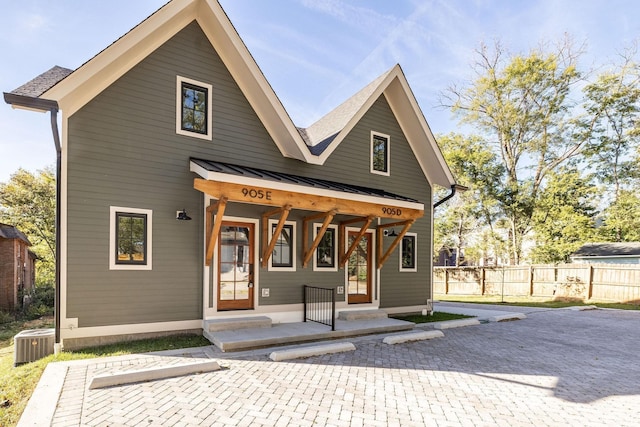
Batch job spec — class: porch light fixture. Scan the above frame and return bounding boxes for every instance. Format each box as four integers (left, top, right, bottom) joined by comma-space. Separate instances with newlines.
384, 229, 398, 237
176, 209, 192, 221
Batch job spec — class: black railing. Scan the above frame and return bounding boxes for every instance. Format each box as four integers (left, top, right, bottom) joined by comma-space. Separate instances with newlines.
303, 285, 336, 331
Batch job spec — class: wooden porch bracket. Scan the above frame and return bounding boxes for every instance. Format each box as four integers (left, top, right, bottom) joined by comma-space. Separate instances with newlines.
339, 216, 375, 267
261, 204, 292, 268
376, 219, 415, 268
302, 210, 337, 268
205, 197, 228, 266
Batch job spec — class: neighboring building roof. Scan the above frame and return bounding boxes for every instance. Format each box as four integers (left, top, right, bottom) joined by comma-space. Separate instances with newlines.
4, 0, 457, 189
0, 223, 32, 245
571, 242, 640, 258
190, 158, 420, 204
8, 66, 73, 98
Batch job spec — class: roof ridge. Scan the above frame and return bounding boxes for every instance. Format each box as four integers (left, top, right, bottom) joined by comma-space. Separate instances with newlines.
303, 66, 397, 147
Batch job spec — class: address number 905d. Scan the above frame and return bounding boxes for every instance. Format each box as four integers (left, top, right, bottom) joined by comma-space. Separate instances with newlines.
382, 207, 402, 216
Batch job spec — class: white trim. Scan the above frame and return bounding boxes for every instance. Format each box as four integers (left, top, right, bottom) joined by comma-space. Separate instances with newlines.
399, 232, 418, 272
109, 206, 153, 270
60, 319, 202, 342
370, 131, 390, 176
190, 161, 424, 211
268, 219, 296, 271
312, 223, 338, 272
176, 75, 213, 140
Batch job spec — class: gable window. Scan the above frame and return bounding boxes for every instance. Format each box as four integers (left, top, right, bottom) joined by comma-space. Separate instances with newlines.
313, 224, 337, 271
269, 220, 296, 271
176, 76, 213, 140
371, 131, 390, 175
400, 232, 417, 272
109, 206, 152, 270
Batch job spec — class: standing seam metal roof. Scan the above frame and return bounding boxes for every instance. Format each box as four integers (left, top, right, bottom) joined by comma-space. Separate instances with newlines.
190, 158, 420, 204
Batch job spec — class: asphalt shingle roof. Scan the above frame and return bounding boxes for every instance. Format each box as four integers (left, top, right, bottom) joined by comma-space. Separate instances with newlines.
9, 66, 73, 98
572, 242, 640, 257
0, 223, 31, 245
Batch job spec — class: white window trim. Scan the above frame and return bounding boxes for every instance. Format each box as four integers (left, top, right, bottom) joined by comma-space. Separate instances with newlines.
176, 75, 213, 141
370, 131, 390, 176
313, 223, 338, 272
268, 219, 296, 271
109, 206, 153, 270
399, 232, 417, 272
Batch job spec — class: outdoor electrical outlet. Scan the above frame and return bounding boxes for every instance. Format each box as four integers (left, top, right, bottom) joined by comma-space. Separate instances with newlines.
262, 288, 270, 297
337, 286, 344, 294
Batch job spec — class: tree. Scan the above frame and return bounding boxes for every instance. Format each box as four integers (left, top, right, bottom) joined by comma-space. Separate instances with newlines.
531, 167, 599, 263
434, 133, 504, 265
580, 45, 640, 206
597, 190, 640, 242
441, 37, 590, 263
0, 167, 56, 285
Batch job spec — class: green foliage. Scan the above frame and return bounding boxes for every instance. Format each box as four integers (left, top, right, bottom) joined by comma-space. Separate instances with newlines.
0, 167, 56, 286
597, 190, 640, 241
580, 50, 640, 200
531, 167, 599, 263
442, 39, 590, 263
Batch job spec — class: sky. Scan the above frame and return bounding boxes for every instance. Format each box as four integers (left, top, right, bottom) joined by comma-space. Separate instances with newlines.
1, 0, 638, 182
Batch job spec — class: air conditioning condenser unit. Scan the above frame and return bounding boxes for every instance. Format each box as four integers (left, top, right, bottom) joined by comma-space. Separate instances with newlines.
14, 329, 55, 366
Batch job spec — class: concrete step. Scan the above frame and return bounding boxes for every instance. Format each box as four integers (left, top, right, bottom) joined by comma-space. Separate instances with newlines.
205, 316, 272, 332
205, 318, 414, 352
338, 309, 388, 321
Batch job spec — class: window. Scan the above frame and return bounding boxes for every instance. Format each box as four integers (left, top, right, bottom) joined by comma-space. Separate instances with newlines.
371, 131, 390, 175
268, 220, 296, 271
313, 224, 338, 271
176, 76, 213, 140
109, 206, 152, 270
400, 232, 417, 272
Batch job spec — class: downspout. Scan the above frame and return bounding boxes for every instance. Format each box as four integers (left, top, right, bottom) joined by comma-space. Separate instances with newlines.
3, 92, 62, 350
430, 183, 467, 314
49, 108, 62, 351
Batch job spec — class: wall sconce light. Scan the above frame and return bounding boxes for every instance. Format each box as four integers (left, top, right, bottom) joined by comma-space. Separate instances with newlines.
176, 209, 192, 221
383, 229, 398, 237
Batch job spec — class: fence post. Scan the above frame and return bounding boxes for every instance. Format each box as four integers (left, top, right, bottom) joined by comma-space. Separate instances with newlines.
529, 265, 534, 296
445, 268, 449, 295
587, 265, 594, 300
481, 267, 486, 295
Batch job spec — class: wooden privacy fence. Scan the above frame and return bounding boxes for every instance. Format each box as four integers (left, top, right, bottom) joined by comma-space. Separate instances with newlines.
434, 264, 640, 303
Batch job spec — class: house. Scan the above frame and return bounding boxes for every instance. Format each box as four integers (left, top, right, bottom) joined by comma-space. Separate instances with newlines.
3, 0, 457, 350
0, 223, 36, 311
570, 242, 640, 265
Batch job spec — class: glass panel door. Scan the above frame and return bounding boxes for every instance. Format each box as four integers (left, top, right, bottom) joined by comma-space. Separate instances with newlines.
218, 222, 254, 310
347, 230, 372, 304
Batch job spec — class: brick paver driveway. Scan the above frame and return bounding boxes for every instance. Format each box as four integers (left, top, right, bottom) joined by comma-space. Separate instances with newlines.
45, 306, 640, 426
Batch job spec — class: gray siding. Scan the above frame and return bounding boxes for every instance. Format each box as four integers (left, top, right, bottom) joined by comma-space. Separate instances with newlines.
66, 21, 433, 326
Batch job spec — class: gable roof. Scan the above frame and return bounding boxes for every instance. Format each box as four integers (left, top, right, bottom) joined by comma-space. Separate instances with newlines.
571, 242, 640, 258
5, 0, 456, 189
0, 223, 31, 245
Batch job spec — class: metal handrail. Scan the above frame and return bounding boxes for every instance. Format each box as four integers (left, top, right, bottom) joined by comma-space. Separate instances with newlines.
303, 285, 336, 331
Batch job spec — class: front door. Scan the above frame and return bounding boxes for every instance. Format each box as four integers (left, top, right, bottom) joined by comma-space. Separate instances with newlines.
347, 230, 372, 304
218, 221, 254, 310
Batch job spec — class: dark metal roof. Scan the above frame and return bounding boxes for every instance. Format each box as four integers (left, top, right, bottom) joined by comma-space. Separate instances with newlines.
0, 223, 31, 245
572, 242, 640, 257
191, 158, 420, 204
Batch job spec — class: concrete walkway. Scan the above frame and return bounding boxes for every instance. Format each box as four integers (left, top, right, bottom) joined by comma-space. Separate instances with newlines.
19, 303, 640, 426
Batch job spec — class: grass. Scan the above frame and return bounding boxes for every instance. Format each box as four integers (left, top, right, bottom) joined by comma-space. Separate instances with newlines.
391, 311, 473, 323
0, 316, 210, 427
435, 294, 640, 310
